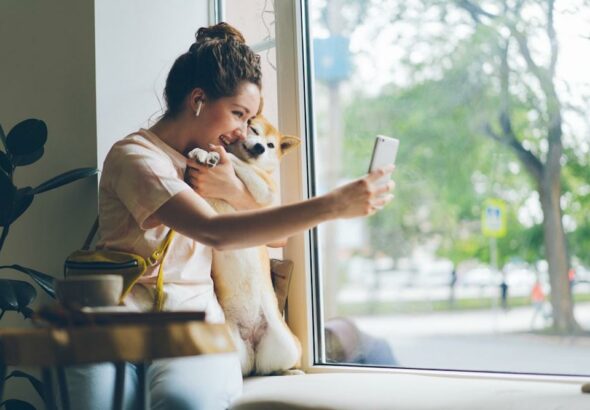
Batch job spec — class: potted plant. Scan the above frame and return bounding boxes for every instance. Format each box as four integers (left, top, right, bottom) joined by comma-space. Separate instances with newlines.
0, 118, 98, 409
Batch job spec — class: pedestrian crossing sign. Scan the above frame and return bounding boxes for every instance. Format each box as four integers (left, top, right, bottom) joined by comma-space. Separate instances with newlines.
482, 198, 507, 238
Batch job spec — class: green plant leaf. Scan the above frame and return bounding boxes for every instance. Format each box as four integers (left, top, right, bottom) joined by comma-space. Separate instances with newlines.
5, 370, 45, 401
13, 147, 44, 167
13, 283, 35, 310
8, 188, 33, 224
32, 167, 98, 195
20, 306, 34, 318
0, 123, 7, 151
0, 173, 16, 226
6, 119, 47, 156
0, 279, 36, 319
8, 187, 34, 225
0, 280, 18, 311
1, 399, 37, 410
0, 151, 11, 174
0, 264, 55, 298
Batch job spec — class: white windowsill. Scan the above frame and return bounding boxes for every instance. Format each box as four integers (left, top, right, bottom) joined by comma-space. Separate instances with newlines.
306, 364, 589, 384
233, 368, 589, 410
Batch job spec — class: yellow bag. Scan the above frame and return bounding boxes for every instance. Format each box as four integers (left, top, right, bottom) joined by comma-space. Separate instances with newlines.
64, 218, 175, 311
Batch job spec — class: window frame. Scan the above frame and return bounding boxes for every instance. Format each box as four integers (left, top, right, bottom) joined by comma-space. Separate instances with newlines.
272, 0, 588, 386
273, 0, 323, 371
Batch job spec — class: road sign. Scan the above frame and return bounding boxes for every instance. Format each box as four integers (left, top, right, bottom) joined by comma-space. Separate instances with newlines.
481, 198, 507, 238
313, 36, 351, 83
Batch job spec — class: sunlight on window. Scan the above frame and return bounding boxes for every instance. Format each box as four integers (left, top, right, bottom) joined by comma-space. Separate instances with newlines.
309, 0, 590, 375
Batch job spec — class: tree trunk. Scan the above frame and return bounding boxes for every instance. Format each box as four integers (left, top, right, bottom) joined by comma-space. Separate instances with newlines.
539, 174, 577, 333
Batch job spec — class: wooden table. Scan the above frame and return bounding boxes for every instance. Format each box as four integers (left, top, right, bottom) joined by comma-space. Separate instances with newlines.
0, 319, 236, 410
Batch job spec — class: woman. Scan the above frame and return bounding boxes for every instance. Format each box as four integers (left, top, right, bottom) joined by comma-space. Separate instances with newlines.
68, 22, 395, 410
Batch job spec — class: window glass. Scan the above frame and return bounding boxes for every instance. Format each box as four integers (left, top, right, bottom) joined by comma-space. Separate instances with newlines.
225, 0, 278, 124
309, 0, 590, 375
225, 0, 283, 260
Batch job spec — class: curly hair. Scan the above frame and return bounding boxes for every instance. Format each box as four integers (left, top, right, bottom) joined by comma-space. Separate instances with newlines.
163, 22, 262, 118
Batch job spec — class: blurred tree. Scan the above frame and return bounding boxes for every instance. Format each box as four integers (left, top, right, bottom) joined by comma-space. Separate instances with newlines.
315, 0, 590, 333
449, 0, 580, 333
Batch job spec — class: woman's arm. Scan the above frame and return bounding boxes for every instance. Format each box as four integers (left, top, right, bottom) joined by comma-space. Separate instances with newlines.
185, 155, 261, 210
156, 166, 395, 251
185, 153, 288, 245
185, 144, 290, 245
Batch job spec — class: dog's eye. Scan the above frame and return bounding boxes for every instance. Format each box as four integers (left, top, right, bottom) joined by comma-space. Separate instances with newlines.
249, 126, 259, 136
267, 143, 275, 149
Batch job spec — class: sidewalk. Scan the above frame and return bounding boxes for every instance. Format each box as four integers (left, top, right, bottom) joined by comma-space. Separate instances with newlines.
353, 302, 590, 337
352, 302, 590, 374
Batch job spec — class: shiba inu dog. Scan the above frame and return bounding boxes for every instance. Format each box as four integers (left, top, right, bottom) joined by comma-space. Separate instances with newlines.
190, 115, 301, 375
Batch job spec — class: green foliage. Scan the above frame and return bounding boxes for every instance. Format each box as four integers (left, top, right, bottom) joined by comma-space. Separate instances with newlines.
0, 265, 56, 298
340, 62, 541, 264
0, 280, 35, 319
562, 147, 590, 265
1, 399, 37, 410
0, 118, 98, 409
4, 370, 44, 401
0, 118, 98, 269
327, 0, 588, 273
1, 119, 96, 315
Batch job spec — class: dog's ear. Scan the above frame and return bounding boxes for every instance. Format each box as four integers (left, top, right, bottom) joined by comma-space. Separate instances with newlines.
279, 135, 300, 155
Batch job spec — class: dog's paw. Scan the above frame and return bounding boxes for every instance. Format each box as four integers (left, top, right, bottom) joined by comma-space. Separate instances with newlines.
188, 148, 207, 162
188, 148, 219, 167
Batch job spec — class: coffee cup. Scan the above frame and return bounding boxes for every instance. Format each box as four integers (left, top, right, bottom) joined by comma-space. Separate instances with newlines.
55, 274, 123, 308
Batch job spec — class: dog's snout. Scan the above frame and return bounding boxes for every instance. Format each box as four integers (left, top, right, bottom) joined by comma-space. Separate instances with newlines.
252, 143, 265, 156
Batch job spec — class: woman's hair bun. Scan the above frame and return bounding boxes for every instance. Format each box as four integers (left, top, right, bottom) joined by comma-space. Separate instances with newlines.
165, 21, 261, 117
195, 22, 246, 44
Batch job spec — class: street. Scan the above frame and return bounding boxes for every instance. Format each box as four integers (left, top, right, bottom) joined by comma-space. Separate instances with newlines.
352, 302, 590, 375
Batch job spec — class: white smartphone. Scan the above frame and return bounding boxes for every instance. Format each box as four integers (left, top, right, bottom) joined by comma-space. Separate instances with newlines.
368, 135, 399, 174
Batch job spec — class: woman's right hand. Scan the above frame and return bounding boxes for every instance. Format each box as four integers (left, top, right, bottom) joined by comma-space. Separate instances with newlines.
325, 165, 395, 219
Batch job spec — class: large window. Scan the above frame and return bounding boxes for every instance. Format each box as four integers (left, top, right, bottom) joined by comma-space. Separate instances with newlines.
225, 0, 286, 263
225, 0, 278, 125
306, 0, 590, 375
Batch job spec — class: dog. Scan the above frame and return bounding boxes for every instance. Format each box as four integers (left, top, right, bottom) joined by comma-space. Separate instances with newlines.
189, 115, 302, 376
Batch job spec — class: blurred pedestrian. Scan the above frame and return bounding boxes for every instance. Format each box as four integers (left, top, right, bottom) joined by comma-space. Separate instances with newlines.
499, 278, 509, 310
449, 266, 457, 308
568, 267, 576, 292
530, 279, 550, 329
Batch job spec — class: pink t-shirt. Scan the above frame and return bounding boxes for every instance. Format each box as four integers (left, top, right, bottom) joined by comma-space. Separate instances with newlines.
97, 128, 224, 321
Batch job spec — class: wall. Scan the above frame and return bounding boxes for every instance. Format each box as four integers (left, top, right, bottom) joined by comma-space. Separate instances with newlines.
225, 0, 283, 259
0, 0, 210, 405
0, 0, 98, 308
95, 0, 210, 167
225, 0, 279, 135
0, 0, 97, 406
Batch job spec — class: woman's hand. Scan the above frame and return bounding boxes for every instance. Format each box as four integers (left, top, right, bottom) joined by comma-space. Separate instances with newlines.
325, 165, 395, 219
185, 144, 259, 209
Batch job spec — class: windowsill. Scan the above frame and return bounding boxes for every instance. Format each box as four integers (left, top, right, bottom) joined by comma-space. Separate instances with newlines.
232, 368, 590, 409
305, 364, 590, 385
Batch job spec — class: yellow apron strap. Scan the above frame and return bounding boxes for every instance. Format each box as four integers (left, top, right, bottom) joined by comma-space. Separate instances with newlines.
147, 230, 175, 266
154, 256, 167, 311
149, 230, 175, 311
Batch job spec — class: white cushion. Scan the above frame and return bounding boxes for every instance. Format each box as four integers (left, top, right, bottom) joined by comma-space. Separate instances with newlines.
231, 372, 588, 409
